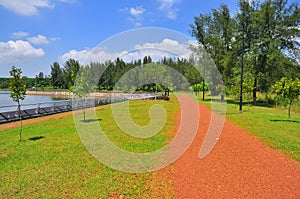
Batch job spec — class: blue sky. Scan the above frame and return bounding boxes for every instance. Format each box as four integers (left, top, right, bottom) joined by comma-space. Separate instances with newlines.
0, 0, 239, 77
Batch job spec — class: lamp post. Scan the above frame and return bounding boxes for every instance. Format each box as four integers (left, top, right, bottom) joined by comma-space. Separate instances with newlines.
239, 21, 245, 114
202, 67, 205, 101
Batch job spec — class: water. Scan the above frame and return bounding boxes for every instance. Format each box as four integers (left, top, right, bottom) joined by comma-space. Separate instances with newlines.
0, 91, 69, 113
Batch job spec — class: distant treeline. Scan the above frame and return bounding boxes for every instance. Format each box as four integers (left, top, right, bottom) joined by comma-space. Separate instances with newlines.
0, 56, 203, 92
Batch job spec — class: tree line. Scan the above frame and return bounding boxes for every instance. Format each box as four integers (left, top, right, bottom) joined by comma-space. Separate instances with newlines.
190, 0, 300, 104
0, 57, 204, 92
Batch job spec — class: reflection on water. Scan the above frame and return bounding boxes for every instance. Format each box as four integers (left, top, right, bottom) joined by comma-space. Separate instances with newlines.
0, 90, 69, 112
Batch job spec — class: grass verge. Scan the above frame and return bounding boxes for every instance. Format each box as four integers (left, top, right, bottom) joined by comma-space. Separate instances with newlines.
199, 96, 300, 162
0, 99, 179, 198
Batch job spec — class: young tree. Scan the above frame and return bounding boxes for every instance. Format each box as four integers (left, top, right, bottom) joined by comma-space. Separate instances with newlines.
73, 66, 91, 121
9, 66, 26, 140
272, 77, 300, 120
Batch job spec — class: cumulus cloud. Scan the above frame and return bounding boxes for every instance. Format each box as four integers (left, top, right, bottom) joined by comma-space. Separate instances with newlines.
0, 0, 73, 16
60, 39, 195, 65
129, 6, 145, 17
0, 40, 45, 63
120, 6, 145, 27
158, 0, 179, 19
27, 34, 49, 44
26, 34, 60, 44
11, 31, 29, 39
0, 0, 54, 16
59, 48, 128, 64
134, 38, 193, 58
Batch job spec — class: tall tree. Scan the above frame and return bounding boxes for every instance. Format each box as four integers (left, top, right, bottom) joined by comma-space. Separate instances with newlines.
50, 62, 63, 88
191, 0, 300, 104
9, 66, 26, 141
190, 4, 235, 89
62, 59, 80, 89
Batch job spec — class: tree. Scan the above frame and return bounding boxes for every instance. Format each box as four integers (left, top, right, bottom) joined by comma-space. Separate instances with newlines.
191, 0, 300, 106
271, 77, 300, 120
9, 66, 26, 140
73, 66, 91, 121
238, 0, 300, 104
62, 59, 80, 89
190, 83, 208, 96
50, 62, 63, 88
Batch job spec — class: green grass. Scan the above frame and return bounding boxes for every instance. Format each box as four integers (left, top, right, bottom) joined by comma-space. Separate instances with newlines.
0, 99, 179, 198
199, 95, 300, 162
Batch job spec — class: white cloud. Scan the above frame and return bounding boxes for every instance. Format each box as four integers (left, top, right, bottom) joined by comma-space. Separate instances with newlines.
49, 37, 60, 42
27, 34, 49, 44
158, 0, 176, 10
11, 31, 29, 39
60, 39, 195, 65
134, 38, 192, 58
0, 0, 74, 16
27, 34, 60, 44
120, 6, 145, 27
158, 0, 179, 19
129, 6, 145, 17
0, 40, 45, 63
0, 0, 54, 16
59, 0, 75, 3
59, 49, 128, 64
134, 22, 143, 27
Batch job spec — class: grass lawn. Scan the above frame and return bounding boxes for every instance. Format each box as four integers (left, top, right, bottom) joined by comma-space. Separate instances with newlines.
0, 100, 179, 198
199, 95, 300, 162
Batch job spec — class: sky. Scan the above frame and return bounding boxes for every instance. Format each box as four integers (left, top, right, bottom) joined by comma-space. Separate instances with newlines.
0, 0, 240, 77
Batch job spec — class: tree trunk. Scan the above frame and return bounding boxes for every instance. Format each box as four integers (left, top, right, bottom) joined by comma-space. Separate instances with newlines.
253, 77, 257, 105
288, 103, 291, 122
18, 101, 22, 141
155, 84, 157, 100
83, 97, 86, 122
84, 110, 86, 122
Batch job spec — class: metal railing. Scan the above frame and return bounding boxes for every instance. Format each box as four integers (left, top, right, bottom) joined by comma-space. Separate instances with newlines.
0, 93, 162, 124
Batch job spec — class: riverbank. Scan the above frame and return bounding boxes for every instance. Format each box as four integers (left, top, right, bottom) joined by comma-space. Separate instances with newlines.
26, 90, 72, 98
26, 90, 157, 99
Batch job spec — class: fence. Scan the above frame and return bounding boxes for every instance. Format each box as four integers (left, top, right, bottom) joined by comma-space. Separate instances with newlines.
0, 93, 162, 124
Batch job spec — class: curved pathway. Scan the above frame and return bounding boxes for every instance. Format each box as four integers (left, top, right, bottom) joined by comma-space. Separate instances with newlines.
160, 103, 300, 198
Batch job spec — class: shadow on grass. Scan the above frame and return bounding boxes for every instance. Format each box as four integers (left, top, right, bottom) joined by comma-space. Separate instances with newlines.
81, 119, 102, 123
225, 99, 275, 108
270, 119, 299, 123
29, 136, 45, 141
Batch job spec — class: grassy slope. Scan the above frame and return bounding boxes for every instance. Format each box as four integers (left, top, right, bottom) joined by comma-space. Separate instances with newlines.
0, 100, 178, 198
200, 96, 300, 162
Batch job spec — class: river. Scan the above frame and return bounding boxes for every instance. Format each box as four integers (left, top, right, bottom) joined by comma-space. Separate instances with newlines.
0, 91, 68, 113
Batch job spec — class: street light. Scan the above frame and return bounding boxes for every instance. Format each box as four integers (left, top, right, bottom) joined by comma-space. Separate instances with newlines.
239, 21, 245, 114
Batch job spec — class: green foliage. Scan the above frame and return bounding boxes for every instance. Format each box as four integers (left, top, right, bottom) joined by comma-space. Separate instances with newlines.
271, 77, 300, 119
73, 66, 93, 121
73, 66, 92, 98
0, 78, 9, 89
190, 82, 208, 95
9, 67, 26, 103
50, 61, 63, 88
191, 0, 300, 104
